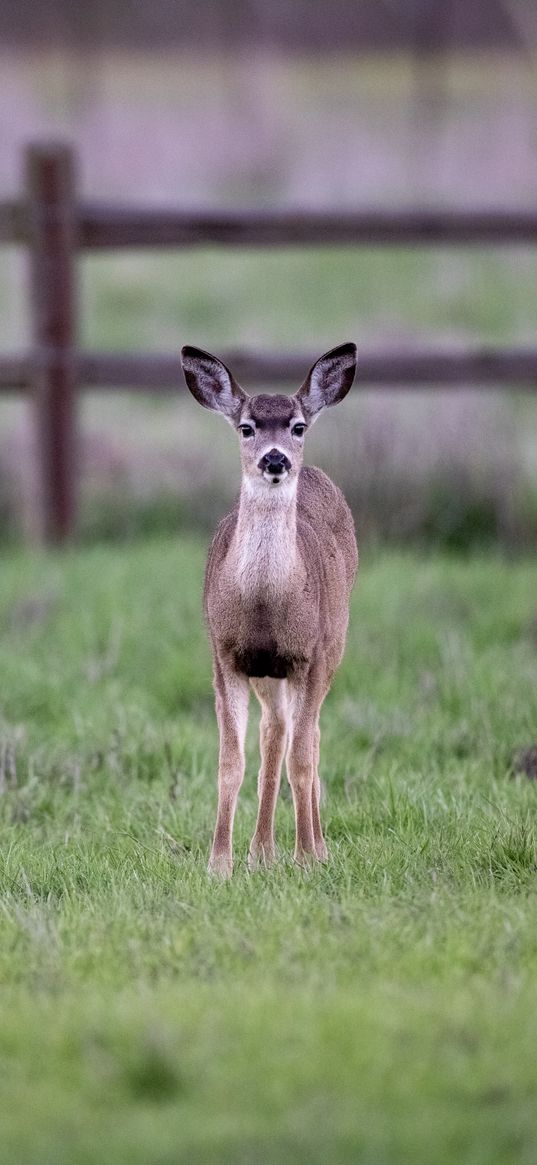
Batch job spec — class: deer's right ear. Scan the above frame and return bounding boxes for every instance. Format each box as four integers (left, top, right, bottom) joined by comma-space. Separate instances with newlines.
181, 346, 245, 423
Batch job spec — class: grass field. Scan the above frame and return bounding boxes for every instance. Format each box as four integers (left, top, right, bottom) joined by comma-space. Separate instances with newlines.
0, 535, 536, 1162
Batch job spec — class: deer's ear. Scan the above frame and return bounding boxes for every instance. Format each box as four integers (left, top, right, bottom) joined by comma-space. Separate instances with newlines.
296, 343, 357, 422
181, 346, 246, 423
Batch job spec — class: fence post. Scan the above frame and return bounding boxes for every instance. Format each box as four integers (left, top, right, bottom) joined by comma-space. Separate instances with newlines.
26, 143, 78, 544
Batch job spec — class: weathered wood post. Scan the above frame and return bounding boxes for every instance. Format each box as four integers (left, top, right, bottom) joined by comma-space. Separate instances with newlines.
26, 143, 78, 544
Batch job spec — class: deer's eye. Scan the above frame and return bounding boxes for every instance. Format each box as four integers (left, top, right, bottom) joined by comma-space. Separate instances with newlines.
239, 424, 255, 438
292, 423, 306, 438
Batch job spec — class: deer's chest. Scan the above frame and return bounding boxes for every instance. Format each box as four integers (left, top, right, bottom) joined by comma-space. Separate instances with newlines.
206, 503, 324, 677
209, 563, 318, 679
233, 594, 308, 677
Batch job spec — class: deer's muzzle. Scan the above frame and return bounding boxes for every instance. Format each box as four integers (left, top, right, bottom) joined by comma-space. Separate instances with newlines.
258, 448, 291, 482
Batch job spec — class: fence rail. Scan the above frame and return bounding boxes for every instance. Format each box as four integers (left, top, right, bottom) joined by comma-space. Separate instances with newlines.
4, 202, 537, 250
1, 142, 536, 542
2, 346, 537, 395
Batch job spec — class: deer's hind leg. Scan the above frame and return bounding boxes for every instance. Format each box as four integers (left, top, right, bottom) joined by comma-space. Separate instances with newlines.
248, 677, 289, 869
311, 719, 328, 862
287, 668, 328, 866
209, 656, 250, 878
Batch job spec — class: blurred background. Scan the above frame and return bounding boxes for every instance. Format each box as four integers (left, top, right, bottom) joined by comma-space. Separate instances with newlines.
0, 0, 536, 549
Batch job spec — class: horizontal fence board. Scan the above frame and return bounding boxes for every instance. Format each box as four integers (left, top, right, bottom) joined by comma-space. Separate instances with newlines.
78, 347, 537, 388
4, 201, 537, 250
3, 347, 537, 393
78, 206, 537, 250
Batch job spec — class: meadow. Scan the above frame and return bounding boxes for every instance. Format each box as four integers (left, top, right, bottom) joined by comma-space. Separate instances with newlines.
0, 535, 536, 1163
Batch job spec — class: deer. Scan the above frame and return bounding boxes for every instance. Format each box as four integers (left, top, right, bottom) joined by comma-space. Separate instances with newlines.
181, 343, 358, 877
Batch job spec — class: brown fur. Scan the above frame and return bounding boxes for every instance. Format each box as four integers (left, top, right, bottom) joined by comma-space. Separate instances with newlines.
205, 467, 356, 679
181, 343, 358, 876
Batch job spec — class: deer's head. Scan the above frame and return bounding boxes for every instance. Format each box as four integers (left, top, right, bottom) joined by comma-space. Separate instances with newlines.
181, 343, 357, 491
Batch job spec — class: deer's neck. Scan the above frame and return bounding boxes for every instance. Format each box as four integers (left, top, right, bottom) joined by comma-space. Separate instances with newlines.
233, 477, 298, 599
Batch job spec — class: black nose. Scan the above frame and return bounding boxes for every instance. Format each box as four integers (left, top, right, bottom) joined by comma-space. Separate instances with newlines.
259, 448, 291, 475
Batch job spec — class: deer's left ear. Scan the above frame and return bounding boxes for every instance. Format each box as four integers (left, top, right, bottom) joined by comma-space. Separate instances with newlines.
296, 342, 357, 423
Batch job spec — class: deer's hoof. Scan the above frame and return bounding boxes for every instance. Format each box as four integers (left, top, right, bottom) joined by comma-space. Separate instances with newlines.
208, 852, 233, 879
248, 840, 277, 871
293, 848, 321, 870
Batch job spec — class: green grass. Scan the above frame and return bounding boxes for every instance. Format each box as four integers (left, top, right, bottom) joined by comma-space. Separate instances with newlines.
80, 246, 537, 352
0, 537, 536, 1162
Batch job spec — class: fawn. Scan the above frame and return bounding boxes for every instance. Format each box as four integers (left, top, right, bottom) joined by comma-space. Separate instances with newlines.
181, 343, 358, 876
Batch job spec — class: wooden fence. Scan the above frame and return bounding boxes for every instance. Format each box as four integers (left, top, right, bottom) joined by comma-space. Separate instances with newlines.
1, 142, 536, 543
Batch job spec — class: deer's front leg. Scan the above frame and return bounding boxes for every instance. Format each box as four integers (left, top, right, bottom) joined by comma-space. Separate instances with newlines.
209, 659, 249, 878
249, 677, 288, 868
287, 674, 325, 866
